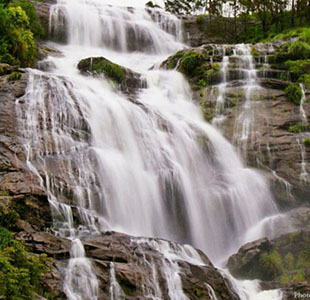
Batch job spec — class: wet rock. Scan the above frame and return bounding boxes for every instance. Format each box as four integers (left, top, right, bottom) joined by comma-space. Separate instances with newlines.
227, 238, 272, 280
227, 231, 310, 289
31, 0, 56, 34
77, 56, 147, 95
163, 42, 310, 208
82, 231, 240, 300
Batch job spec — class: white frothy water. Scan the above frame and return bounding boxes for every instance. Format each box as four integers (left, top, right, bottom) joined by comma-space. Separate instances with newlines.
232, 44, 261, 157
15, 0, 286, 299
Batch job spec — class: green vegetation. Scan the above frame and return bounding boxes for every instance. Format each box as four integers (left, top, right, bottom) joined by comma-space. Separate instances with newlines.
303, 138, 310, 146
8, 71, 22, 81
92, 60, 125, 83
180, 50, 206, 76
251, 47, 260, 57
0, 227, 51, 300
193, 287, 207, 297
0, 0, 43, 67
261, 250, 284, 279
285, 83, 302, 105
166, 50, 185, 69
166, 50, 221, 88
200, 101, 215, 121
78, 57, 126, 84
0, 206, 19, 230
288, 123, 310, 133
196, 14, 207, 24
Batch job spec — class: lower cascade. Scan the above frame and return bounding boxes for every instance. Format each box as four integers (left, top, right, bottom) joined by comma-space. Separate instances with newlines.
11, 0, 305, 299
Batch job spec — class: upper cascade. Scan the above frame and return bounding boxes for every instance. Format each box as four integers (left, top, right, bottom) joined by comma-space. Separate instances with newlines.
49, 0, 184, 53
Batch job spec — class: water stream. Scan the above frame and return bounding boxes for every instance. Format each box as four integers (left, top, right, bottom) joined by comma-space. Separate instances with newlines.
15, 0, 287, 299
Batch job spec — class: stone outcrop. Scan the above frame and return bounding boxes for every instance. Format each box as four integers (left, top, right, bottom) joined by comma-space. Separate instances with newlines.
162, 41, 310, 208
181, 16, 255, 47
81, 232, 240, 300
227, 231, 310, 296
77, 57, 147, 95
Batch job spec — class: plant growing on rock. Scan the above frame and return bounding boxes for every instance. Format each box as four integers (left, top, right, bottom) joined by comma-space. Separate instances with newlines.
285, 83, 302, 105
260, 250, 284, 280
180, 50, 206, 76
0, 227, 51, 300
78, 57, 126, 84
303, 138, 310, 146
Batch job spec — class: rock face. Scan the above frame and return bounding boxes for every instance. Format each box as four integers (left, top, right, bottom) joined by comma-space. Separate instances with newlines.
227, 231, 310, 296
77, 57, 147, 95
181, 16, 254, 47
162, 42, 310, 208
81, 232, 240, 300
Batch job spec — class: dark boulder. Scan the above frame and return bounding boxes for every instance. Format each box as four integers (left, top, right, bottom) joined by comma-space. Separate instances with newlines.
77, 57, 147, 95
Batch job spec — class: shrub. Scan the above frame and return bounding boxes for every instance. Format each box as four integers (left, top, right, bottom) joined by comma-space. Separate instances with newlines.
285, 60, 310, 81
285, 83, 302, 105
180, 50, 205, 76
0, 227, 51, 300
0, 0, 42, 67
166, 50, 185, 69
287, 40, 310, 60
8, 71, 22, 81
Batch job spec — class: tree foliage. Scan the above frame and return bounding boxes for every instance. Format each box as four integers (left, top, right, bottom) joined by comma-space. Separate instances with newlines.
0, 0, 43, 67
0, 227, 51, 300
164, 0, 310, 34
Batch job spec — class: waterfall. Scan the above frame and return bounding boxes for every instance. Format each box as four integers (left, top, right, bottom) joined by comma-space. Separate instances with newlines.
15, 0, 285, 299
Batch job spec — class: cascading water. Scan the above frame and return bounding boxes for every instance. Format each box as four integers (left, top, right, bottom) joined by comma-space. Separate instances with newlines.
15, 0, 288, 299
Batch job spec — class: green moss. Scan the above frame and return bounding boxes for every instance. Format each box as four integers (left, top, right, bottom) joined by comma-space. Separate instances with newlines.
166, 50, 185, 69
297, 248, 310, 268
0, 191, 10, 196
251, 46, 260, 57
298, 74, 310, 89
7, 71, 22, 81
93, 61, 125, 83
193, 287, 207, 297
260, 250, 284, 280
180, 50, 206, 76
200, 101, 215, 122
197, 79, 207, 87
284, 252, 295, 270
303, 138, 310, 146
78, 57, 125, 84
196, 14, 207, 24
268, 55, 277, 64
0, 206, 19, 230
288, 123, 310, 133
285, 83, 303, 105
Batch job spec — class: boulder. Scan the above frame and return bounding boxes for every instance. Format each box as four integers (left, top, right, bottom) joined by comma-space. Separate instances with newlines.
162, 43, 310, 208
77, 57, 147, 95
227, 231, 310, 290
81, 231, 240, 300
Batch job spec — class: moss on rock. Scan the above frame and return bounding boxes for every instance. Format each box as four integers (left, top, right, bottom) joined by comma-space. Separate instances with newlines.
78, 57, 125, 84
285, 83, 302, 105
